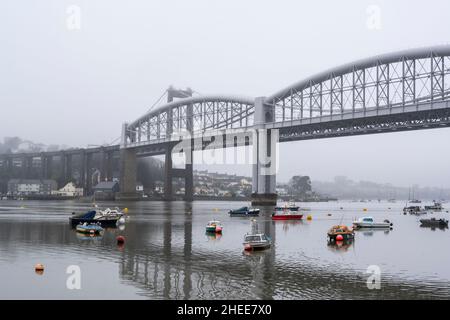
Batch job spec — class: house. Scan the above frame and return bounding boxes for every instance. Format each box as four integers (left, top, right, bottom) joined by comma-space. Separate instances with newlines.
93, 181, 120, 200
52, 182, 83, 197
8, 179, 57, 196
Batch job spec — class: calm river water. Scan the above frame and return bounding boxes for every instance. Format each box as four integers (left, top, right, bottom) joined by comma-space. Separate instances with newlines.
0, 200, 449, 299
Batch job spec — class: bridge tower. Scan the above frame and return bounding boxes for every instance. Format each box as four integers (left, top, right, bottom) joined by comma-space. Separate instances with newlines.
251, 97, 278, 206
164, 87, 194, 201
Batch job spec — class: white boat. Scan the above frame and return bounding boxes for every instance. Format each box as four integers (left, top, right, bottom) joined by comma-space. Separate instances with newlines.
353, 216, 393, 229
243, 219, 271, 251
94, 207, 124, 220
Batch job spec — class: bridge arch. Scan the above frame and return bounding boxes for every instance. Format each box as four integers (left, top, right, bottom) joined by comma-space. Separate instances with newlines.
265, 45, 450, 123
124, 95, 255, 147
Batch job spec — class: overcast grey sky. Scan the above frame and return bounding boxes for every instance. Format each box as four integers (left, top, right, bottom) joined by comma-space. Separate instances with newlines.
1, 0, 450, 187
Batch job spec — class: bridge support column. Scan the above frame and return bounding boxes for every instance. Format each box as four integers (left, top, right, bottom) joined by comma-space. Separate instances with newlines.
164, 141, 194, 202
63, 153, 72, 184
41, 155, 53, 180
251, 97, 278, 206
116, 148, 140, 201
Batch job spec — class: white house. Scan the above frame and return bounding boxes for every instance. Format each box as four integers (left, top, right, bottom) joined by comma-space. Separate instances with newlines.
52, 182, 83, 197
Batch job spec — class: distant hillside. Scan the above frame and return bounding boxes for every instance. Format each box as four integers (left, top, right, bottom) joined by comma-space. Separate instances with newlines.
312, 176, 450, 200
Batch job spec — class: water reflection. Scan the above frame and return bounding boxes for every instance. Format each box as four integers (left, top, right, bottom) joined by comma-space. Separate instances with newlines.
327, 239, 355, 252
1, 200, 450, 299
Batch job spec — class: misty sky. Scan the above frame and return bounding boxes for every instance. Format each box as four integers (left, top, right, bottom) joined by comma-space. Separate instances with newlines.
1, 0, 450, 187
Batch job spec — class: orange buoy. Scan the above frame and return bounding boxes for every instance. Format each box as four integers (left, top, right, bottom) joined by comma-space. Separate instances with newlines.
35, 263, 44, 274
336, 235, 344, 241
117, 236, 125, 245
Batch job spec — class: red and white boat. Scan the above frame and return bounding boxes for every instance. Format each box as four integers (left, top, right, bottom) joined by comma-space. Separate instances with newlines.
271, 210, 303, 220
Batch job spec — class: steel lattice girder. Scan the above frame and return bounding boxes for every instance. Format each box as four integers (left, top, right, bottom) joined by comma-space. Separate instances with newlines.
278, 108, 450, 142
268, 47, 450, 123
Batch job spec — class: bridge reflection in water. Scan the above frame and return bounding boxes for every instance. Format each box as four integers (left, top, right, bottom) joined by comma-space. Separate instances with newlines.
1, 201, 450, 299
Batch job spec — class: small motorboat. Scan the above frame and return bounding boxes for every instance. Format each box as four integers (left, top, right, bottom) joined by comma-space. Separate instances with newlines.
424, 201, 443, 211
243, 219, 271, 251
206, 220, 223, 233
274, 201, 300, 212
229, 206, 260, 216
327, 225, 355, 242
420, 218, 449, 227
403, 206, 427, 215
70, 207, 125, 227
353, 216, 393, 229
272, 210, 303, 220
76, 223, 104, 235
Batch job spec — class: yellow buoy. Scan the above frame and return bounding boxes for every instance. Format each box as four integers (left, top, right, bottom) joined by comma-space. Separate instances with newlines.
307, 215, 312, 220
363, 208, 368, 212
123, 208, 129, 214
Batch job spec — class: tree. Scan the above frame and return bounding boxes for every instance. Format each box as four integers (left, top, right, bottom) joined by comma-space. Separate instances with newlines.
288, 176, 312, 197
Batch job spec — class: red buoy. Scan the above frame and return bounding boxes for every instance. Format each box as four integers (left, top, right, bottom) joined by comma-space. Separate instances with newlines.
117, 236, 125, 245
336, 234, 344, 241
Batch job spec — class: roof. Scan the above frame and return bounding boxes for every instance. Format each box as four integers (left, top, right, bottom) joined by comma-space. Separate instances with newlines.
93, 181, 119, 190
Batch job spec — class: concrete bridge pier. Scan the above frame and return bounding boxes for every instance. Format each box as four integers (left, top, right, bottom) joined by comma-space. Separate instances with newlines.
164, 141, 194, 201
63, 153, 72, 184
40, 154, 53, 180
251, 97, 278, 206
116, 148, 140, 200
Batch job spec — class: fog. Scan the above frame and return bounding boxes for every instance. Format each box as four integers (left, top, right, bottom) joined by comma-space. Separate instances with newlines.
1, 0, 450, 187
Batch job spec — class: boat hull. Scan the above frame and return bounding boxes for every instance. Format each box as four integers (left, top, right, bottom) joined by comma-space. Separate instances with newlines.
272, 214, 303, 220
353, 223, 391, 229
327, 233, 354, 241
243, 242, 271, 251
70, 217, 119, 228
229, 212, 260, 217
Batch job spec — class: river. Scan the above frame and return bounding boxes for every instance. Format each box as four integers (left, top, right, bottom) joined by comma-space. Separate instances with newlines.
0, 200, 449, 299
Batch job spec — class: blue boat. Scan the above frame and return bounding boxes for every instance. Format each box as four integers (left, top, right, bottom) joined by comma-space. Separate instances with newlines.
229, 207, 260, 216
70, 208, 123, 227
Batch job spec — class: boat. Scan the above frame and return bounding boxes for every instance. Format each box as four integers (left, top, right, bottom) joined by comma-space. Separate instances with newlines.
327, 225, 355, 242
75, 222, 104, 235
424, 201, 443, 211
229, 206, 260, 216
206, 220, 223, 233
272, 210, 303, 220
274, 201, 300, 212
403, 206, 427, 215
70, 207, 125, 227
243, 219, 271, 251
420, 218, 449, 228
352, 216, 393, 229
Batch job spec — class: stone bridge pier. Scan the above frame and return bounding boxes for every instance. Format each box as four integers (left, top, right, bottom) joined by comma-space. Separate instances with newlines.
251, 97, 278, 206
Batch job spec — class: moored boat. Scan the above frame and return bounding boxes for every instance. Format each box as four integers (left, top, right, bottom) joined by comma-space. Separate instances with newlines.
274, 201, 300, 212
352, 216, 393, 229
424, 201, 443, 211
70, 207, 125, 227
272, 210, 303, 220
327, 225, 355, 242
229, 206, 260, 216
243, 219, 271, 251
403, 206, 427, 215
206, 220, 223, 233
75, 223, 104, 235
420, 218, 449, 227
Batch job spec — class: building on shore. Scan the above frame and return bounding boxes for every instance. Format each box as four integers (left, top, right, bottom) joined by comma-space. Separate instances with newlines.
52, 182, 83, 197
93, 181, 120, 200
7, 179, 58, 196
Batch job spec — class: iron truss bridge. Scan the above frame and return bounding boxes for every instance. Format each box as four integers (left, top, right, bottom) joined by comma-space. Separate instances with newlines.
123, 45, 450, 148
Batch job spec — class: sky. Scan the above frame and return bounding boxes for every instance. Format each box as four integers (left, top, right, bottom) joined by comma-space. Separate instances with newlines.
1, 0, 450, 187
